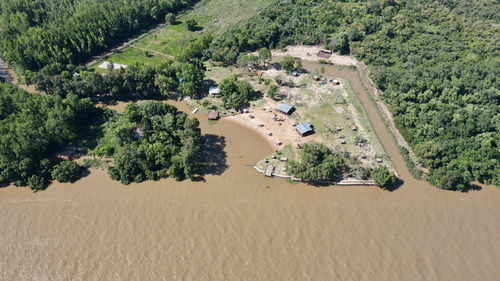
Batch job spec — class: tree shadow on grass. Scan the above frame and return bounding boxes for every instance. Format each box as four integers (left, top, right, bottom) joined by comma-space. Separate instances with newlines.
199, 134, 228, 176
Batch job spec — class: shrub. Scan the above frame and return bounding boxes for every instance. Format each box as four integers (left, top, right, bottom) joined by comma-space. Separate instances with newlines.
51, 161, 82, 183
372, 166, 397, 188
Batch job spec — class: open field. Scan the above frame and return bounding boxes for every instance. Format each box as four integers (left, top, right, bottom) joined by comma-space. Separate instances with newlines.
89, 0, 274, 71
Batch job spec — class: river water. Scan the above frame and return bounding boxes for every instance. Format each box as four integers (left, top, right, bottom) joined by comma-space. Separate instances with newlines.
0, 65, 499, 280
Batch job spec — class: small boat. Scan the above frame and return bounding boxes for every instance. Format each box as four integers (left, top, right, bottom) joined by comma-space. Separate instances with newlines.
192, 108, 198, 114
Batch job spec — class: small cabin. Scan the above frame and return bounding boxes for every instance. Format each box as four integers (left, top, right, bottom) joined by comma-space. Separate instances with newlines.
277, 103, 294, 115
295, 122, 314, 136
333, 79, 340, 85
264, 165, 274, 177
207, 111, 219, 120
318, 49, 332, 58
351, 126, 358, 131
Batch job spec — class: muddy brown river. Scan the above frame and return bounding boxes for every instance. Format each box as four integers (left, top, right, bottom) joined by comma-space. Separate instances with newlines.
0, 64, 499, 280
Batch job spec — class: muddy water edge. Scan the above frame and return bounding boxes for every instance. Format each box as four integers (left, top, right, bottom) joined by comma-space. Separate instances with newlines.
0, 65, 499, 280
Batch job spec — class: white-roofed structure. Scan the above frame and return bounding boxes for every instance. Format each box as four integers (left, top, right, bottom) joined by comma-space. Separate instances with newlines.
98, 61, 127, 70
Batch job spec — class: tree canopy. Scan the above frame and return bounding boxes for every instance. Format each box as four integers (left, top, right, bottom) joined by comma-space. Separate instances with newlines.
0, 81, 98, 190
0, 0, 196, 71
372, 166, 397, 189
218, 75, 256, 110
97, 101, 203, 184
286, 143, 346, 183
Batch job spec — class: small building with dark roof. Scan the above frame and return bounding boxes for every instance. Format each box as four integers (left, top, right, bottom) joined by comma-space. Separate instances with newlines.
277, 103, 294, 115
207, 111, 219, 120
295, 122, 314, 136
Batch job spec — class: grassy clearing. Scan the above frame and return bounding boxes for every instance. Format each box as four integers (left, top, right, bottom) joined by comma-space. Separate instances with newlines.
90, 47, 167, 73
255, 144, 296, 177
89, 0, 275, 69
134, 24, 190, 57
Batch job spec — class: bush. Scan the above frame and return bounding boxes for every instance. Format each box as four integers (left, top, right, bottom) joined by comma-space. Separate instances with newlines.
372, 166, 397, 188
51, 161, 82, 183
267, 84, 278, 99
28, 175, 48, 191
165, 13, 176, 25
186, 19, 198, 31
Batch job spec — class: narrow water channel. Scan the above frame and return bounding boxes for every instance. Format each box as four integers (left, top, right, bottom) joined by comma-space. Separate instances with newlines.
302, 61, 414, 184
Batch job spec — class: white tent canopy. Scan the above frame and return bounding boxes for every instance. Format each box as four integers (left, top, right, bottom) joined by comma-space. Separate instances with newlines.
98, 61, 127, 69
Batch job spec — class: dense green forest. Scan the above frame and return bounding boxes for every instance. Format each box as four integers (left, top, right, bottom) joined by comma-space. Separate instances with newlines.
209, 0, 500, 190
0, 81, 98, 190
97, 102, 203, 184
0, 80, 203, 189
29, 58, 205, 101
0, 0, 196, 71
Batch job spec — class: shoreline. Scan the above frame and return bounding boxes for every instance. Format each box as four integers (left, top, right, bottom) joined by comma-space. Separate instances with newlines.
252, 166, 376, 186
222, 110, 379, 186
221, 115, 280, 150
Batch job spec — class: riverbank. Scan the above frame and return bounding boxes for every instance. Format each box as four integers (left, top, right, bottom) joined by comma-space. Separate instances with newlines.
253, 166, 376, 186
1, 119, 499, 281
276, 46, 422, 162
273, 46, 428, 177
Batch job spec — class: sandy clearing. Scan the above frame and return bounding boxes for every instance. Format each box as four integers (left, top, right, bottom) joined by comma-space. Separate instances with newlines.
222, 101, 318, 150
272, 45, 358, 66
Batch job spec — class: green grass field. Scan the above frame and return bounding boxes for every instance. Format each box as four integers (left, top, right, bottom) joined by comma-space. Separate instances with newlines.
90, 0, 275, 70
91, 48, 167, 73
